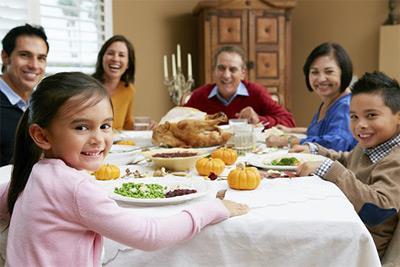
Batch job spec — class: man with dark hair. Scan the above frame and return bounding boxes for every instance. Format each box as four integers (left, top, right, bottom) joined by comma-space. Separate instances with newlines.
185, 45, 295, 128
0, 24, 49, 166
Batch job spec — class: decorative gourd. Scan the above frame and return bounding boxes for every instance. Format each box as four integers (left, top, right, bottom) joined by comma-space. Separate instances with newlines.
195, 157, 225, 176
227, 163, 261, 190
94, 164, 120, 180
211, 147, 238, 165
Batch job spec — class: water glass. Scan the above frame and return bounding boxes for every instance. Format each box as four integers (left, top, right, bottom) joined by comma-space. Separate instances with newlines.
134, 116, 151, 131
232, 123, 254, 153
229, 118, 248, 127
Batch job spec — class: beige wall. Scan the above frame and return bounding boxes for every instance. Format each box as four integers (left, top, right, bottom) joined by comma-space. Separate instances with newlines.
113, 0, 387, 125
112, 0, 199, 121
290, 0, 386, 125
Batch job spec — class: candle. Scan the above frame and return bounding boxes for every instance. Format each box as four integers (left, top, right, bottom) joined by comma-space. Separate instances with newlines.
172, 54, 177, 77
163, 55, 168, 79
187, 53, 192, 79
177, 44, 181, 69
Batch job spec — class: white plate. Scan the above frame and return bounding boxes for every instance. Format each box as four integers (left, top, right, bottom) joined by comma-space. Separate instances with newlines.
105, 145, 142, 165
113, 130, 154, 147
109, 144, 140, 153
218, 124, 264, 133
247, 152, 326, 170
108, 177, 210, 206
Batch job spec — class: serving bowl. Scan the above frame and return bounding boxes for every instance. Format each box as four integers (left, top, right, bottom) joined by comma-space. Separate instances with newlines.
143, 148, 210, 171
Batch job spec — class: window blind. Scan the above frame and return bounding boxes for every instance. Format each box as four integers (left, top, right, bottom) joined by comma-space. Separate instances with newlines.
0, 0, 28, 47
40, 0, 109, 73
0, 0, 112, 74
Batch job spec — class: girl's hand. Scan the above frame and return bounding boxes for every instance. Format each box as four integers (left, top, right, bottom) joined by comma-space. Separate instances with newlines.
266, 135, 288, 148
289, 144, 310, 153
296, 161, 323, 177
221, 199, 249, 217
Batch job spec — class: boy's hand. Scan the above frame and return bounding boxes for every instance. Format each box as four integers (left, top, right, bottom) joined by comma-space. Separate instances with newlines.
289, 144, 310, 153
221, 199, 249, 217
296, 161, 323, 177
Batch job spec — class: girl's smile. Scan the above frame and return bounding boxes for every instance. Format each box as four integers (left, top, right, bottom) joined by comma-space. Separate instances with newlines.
42, 97, 114, 171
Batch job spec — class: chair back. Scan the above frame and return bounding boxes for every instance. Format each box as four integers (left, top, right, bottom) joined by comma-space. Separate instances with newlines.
382, 217, 400, 267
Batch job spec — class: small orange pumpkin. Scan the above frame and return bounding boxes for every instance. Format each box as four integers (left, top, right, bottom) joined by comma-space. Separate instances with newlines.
195, 157, 225, 176
115, 139, 136, 146
211, 147, 238, 165
227, 163, 261, 190
94, 164, 120, 180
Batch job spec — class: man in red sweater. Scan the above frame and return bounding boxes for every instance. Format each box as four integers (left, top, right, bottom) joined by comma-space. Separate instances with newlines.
185, 45, 295, 128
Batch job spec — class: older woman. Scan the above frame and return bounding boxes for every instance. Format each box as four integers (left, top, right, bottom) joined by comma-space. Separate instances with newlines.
267, 42, 357, 151
93, 35, 136, 130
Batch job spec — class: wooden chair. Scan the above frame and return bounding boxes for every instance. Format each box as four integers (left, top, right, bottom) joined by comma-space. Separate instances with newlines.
381, 217, 400, 267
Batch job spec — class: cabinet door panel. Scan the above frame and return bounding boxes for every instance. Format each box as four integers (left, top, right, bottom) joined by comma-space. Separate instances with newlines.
266, 86, 278, 94
218, 17, 242, 43
256, 17, 278, 44
256, 51, 278, 79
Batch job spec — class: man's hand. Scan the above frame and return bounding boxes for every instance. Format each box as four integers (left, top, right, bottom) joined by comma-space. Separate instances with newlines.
236, 106, 259, 124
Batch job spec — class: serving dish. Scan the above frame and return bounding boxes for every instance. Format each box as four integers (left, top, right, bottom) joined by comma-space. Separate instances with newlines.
143, 148, 210, 171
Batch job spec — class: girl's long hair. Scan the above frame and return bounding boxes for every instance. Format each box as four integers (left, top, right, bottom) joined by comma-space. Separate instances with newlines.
8, 72, 109, 216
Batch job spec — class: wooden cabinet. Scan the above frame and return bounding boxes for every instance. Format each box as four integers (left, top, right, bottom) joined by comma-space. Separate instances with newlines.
193, 0, 297, 108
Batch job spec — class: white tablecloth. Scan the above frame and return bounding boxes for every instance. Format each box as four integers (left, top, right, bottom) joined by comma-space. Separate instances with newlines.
0, 141, 382, 267
99, 177, 380, 267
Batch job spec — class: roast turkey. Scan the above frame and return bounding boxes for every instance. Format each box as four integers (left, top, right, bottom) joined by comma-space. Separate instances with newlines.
152, 107, 232, 148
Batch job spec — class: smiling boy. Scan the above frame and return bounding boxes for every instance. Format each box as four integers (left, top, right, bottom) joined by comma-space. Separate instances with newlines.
297, 71, 400, 258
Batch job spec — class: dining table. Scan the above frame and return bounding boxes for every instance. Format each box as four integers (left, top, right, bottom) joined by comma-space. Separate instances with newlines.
0, 130, 381, 267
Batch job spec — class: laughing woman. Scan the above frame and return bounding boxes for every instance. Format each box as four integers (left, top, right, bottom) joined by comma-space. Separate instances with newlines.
93, 35, 136, 130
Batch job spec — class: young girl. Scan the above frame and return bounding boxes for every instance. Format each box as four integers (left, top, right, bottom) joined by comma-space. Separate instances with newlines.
0, 72, 248, 266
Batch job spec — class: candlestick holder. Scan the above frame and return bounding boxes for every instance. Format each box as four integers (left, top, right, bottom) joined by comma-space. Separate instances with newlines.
164, 68, 194, 106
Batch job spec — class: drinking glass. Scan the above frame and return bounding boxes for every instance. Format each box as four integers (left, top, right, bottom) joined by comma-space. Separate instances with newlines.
134, 116, 151, 131
232, 123, 254, 153
229, 118, 248, 127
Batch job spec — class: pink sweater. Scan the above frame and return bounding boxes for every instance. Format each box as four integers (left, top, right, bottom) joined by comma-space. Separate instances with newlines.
0, 159, 229, 266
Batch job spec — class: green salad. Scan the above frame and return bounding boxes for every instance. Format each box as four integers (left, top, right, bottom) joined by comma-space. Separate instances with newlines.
114, 182, 166, 199
271, 157, 300, 166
